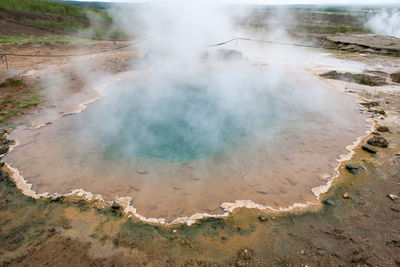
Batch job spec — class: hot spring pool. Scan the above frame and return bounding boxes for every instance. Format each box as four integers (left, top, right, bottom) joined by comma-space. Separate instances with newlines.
4, 65, 369, 222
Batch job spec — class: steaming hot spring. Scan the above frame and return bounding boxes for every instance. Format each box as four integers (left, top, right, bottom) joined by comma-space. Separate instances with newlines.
4, 42, 369, 223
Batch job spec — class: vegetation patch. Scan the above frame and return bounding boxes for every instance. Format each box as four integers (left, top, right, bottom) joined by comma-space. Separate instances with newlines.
320, 71, 387, 86
0, 35, 95, 46
296, 25, 371, 34
20, 17, 85, 32
0, 81, 44, 124
0, 0, 126, 39
0, 0, 108, 20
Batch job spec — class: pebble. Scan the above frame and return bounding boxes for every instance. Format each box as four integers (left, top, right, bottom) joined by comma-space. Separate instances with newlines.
346, 164, 358, 174
377, 126, 389, 132
367, 136, 389, 148
258, 215, 269, 222
111, 202, 122, 210
343, 192, 351, 199
362, 145, 377, 154
351, 197, 366, 205
387, 194, 398, 201
323, 198, 336, 206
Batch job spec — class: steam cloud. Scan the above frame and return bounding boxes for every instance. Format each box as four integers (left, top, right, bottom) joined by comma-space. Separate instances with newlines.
80, 0, 348, 162
366, 9, 400, 38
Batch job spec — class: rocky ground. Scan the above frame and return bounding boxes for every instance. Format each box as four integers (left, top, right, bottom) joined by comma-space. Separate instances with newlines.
1, 30, 400, 266
322, 35, 400, 56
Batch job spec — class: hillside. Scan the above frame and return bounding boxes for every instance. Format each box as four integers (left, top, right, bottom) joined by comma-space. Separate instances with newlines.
0, 0, 125, 39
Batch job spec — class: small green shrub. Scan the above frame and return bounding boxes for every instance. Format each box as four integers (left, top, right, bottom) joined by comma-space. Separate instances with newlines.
9, 80, 23, 87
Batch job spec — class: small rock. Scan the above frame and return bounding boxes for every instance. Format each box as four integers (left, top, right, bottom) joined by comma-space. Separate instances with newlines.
359, 166, 367, 171
388, 194, 398, 201
0, 145, 8, 155
377, 126, 389, 132
378, 110, 386, 115
362, 145, 377, 154
351, 197, 366, 205
258, 215, 269, 222
367, 136, 389, 148
111, 202, 122, 210
323, 198, 336, 206
360, 101, 380, 108
238, 249, 252, 260
346, 164, 358, 174
390, 71, 400, 83
343, 192, 351, 199
372, 132, 381, 135
391, 204, 400, 212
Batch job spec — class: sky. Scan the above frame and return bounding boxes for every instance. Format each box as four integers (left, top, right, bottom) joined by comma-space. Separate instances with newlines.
74, 0, 400, 4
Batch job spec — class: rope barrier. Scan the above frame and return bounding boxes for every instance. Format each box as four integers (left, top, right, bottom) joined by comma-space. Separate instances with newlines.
205, 37, 319, 48
1, 37, 318, 59
2, 36, 397, 61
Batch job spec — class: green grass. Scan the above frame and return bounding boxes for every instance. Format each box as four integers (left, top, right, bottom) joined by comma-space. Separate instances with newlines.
87, 26, 129, 40
0, 0, 90, 19
0, 0, 114, 34
8, 80, 23, 87
18, 95, 41, 108
0, 109, 19, 123
353, 76, 369, 85
0, 35, 95, 46
296, 25, 372, 34
0, 88, 44, 123
20, 17, 85, 32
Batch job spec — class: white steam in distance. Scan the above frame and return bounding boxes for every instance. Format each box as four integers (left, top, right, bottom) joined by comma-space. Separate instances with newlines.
366, 10, 400, 38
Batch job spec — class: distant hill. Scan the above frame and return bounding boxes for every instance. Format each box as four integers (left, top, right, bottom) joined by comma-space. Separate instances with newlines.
0, 0, 126, 39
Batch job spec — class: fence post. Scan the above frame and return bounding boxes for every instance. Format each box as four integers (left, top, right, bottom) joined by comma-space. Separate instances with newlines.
0, 54, 8, 70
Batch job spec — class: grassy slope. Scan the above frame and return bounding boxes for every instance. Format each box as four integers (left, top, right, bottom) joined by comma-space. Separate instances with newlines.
0, 35, 95, 46
0, 0, 125, 39
0, 0, 88, 18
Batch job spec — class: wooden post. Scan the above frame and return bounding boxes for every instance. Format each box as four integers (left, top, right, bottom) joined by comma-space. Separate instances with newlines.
0, 55, 8, 70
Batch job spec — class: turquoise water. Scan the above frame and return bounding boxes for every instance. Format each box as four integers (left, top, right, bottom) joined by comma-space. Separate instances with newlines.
85, 73, 283, 162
